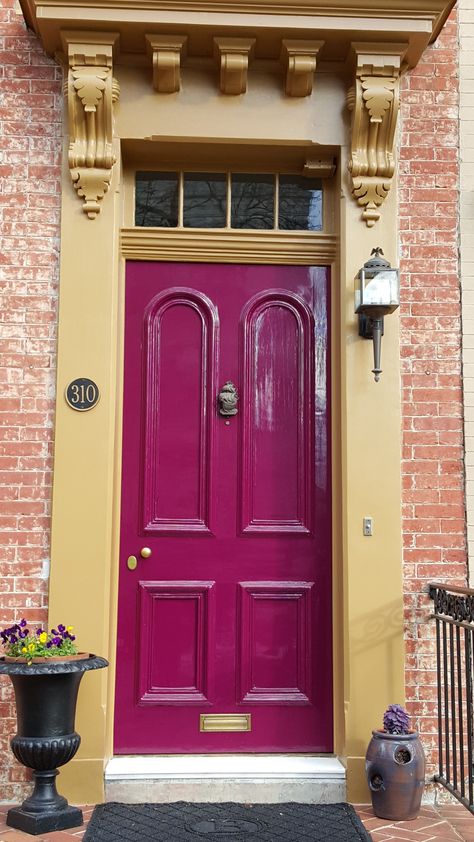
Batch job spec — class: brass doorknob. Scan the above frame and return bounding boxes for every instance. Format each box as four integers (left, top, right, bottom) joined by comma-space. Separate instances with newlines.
140, 547, 152, 558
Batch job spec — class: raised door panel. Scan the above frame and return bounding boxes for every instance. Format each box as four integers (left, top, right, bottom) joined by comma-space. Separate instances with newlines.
137, 580, 215, 704
142, 288, 218, 535
240, 291, 315, 535
238, 582, 313, 704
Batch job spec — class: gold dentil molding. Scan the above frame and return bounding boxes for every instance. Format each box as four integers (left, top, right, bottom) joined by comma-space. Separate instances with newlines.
62, 31, 120, 220
145, 34, 187, 93
213, 37, 255, 95
281, 40, 324, 97
347, 43, 406, 227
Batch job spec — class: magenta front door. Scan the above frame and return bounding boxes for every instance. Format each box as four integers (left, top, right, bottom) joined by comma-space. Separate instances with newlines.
114, 261, 332, 754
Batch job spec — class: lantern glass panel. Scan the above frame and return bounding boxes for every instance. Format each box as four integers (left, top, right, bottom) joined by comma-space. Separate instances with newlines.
355, 269, 399, 312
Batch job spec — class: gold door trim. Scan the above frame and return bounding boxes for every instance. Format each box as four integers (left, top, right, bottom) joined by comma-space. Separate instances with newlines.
120, 228, 338, 265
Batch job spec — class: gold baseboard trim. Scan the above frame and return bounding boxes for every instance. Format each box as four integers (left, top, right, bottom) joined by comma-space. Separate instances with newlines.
200, 713, 252, 732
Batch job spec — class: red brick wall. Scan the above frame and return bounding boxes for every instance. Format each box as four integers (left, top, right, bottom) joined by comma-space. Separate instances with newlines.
399, 9, 466, 785
0, 0, 466, 805
0, 1, 61, 800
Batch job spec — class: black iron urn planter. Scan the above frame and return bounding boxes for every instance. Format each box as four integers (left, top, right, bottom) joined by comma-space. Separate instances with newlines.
0, 655, 108, 836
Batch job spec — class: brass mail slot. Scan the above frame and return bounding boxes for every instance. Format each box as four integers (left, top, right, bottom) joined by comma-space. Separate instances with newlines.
200, 714, 252, 732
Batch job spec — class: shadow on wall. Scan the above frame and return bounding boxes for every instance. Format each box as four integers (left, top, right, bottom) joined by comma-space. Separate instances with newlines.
345, 598, 406, 757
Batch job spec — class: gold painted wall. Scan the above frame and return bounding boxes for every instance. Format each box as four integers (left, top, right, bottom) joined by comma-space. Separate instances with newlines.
47, 51, 404, 805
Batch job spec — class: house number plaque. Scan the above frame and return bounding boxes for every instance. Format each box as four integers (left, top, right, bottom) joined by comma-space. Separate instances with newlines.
65, 378, 100, 412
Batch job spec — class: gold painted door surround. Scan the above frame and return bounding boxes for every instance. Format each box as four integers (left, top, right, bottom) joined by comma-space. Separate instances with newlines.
18, 0, 454, 804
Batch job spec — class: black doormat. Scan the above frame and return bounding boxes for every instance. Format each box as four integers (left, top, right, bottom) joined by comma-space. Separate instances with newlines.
83, 802, 371, 842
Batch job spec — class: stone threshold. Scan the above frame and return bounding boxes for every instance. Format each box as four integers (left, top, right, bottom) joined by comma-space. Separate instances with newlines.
105, 754, 346, 803
105, 754, 345, 780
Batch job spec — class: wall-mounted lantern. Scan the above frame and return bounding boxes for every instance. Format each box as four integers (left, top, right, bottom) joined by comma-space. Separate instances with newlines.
355, 248, 400, 382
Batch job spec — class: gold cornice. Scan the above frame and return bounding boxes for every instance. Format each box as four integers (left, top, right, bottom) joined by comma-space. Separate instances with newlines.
20, 0, 453, 23
120, 227, 338, 263
21, 0, 453, 69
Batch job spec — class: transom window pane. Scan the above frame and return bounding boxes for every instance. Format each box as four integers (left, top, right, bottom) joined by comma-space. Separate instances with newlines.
231, 174, 274, 230
135, 172, 178, 227
278, 176, 323, 231
183, 173, 227, 228
134, 170, 324, 231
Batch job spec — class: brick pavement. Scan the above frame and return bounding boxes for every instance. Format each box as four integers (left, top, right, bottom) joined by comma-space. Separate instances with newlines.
355, 804, 474, 842
0, 803, 473, 841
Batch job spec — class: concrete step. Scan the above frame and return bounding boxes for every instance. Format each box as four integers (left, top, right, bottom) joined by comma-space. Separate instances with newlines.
105, 755, 346, 803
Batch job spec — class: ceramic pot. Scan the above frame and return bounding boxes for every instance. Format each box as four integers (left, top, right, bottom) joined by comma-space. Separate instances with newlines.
366, 730, 425, 821
0, 655, 108, 835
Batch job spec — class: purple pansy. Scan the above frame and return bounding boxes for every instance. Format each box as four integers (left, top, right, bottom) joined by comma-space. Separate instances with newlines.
0, 620, 79, 659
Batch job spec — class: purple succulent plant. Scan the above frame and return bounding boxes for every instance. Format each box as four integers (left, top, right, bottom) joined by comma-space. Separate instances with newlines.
383, 704, 410, 735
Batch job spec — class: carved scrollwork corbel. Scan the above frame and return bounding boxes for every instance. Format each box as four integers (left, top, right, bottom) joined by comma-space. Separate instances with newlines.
62, 31, 120, 219
347, 44, 407, 227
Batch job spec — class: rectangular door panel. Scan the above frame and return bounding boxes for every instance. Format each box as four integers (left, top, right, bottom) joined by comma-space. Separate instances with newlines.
238, 582, 313, 704
137, 581, 215, 705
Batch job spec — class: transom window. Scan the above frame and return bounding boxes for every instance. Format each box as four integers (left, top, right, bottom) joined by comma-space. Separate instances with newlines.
135, 171, 323, 231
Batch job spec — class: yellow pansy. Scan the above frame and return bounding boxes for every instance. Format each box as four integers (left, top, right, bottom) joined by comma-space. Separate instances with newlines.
28, 643, 35, 652
67, 626, 74, 633
39, 632, 48, 644
21, 647, 27, 654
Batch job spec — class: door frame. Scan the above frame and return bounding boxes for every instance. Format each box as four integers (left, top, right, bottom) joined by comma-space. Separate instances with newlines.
47, 144, 404, 805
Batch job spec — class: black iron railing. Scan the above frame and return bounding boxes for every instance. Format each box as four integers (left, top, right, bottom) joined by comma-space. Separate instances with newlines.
429, 582, 474, 813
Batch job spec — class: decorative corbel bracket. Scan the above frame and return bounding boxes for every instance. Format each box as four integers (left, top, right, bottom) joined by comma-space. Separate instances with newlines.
61, 31, 120, 220
145, 34, 187, 93
281, 40, 324, 98
213, 37, 255, 95
347, 43, 407, 227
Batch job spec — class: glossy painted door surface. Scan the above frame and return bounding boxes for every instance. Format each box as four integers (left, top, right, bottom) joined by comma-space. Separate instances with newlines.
115, 262, 332, 753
